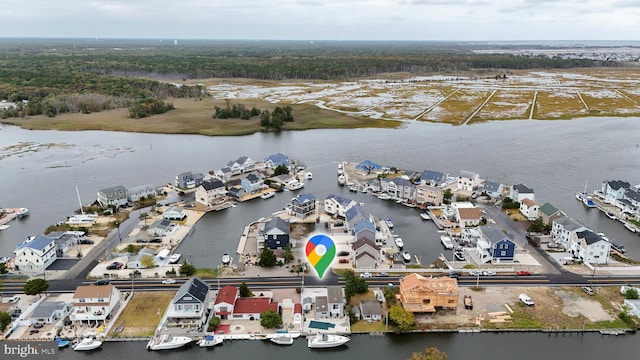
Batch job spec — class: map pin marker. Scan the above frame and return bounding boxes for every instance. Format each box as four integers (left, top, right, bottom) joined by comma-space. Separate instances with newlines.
305, 234, 336, 279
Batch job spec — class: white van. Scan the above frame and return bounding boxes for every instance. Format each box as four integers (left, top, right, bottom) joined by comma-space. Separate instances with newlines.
519, 293, 534, 306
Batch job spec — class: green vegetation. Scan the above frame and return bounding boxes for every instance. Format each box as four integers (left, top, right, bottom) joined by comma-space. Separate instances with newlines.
0, 263, 7, 275
179, 262, 196, 276
258, 246, 277, 267
527, 218, 551, 233
408, 347, 448, 360
140, 255, 155, 268
273, 165, 289, 176
23, 278, 49, 296
128, 98, 174, 119
283, 244, 294, 264
110, 292, 174, 337
624, 288, 639, 299
343, 270, 368, 302
501, 197, 520, 210
207, 316, 221, 332
194, 267, 219, 278
213, 102, 261, 120
260, 310, 283, 329
388, 305, 416, 333
0, 311, 11, 332
239, 282, 253, 298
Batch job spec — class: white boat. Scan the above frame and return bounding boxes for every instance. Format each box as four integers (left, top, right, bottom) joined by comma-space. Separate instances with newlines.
169, 254, 182, 264
605, 212, 616, 220
16, 208, 30, 218
72, 337, 103, 351
66, 214, 96, 225
0, 256, 10, 264
261, 192, 275, 199
222, 253, 231, 265
305, 172, 313, 180
454, 247, 465, 261
420, 212, 431, 221
377, 193, 391, 200
624, 223, 637, 233
270, 334, 294, 346
394, 237, 404, 250
402, 252, 411, 263
286, 181, 305, 191
0, 224, 9, 231
307, 333, 350, 349
348, 184, 358, 192
198, 335, 223, 348
385, 219, 394, 229
338, 175, 346, 186
575, 192, 586, 201
146, 334, 193, 351
583, 196, 596, 208
441, 236, 454, 250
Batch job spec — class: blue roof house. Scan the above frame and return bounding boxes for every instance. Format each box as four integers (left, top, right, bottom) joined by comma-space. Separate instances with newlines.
14, 235, 58, 273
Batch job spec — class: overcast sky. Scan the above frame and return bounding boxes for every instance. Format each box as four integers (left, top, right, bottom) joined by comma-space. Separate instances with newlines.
2, 0, 639, 41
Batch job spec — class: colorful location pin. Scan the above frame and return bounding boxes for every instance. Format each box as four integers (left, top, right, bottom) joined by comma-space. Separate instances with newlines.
305, 234, 336, 279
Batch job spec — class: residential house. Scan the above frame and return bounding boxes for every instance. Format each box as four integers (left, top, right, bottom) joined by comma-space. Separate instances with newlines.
69, 285, 121, 324
261, 217, 290, 250
163, 206, 187, 221
538, 202, 565, 226
263, 153, 290, 169
271, 174, 296, 187
126, 184, 155, 202
46, 230, 83, 256
240, 173, 263, 194
315, 296, 329, 318
30, 301, 72, 325
622, 189, 640, 215
454, 203, 483, 229
327, 286, 345, 318
355, 252, 378, 269
14, 235, 57, 273
551, 216, 588, 249
359, 300, 382, 321
570, 230, 611, 265
213, 285, 238, 320
346, 204, 371, 232
398, 273, 458, 313
195, 180, 227, 206
165, 277, 211, 325
97, 185, 128, 208
476, 226, 516, 263
380, 177, 414, 200
519, 198, 540, 221
457, 170, 481, 191
478, 180, 504, 199
353, 219, 376, 242
227, 156, 256, 175
420, 170, 446, 187
324, 194, 357, 218
355, 160, 383, 175
213, 167, 233, 182
147, 219, 179, 237
291, 193, 317, 219
353, 237, 380, 269
509, 184, 535, 202
126, 248, 156, 269
227, 185, 245, 199
602, 180, 631, 204
232, 297, 278, 320
414, 184, 444, 206
175, 171, 204, 189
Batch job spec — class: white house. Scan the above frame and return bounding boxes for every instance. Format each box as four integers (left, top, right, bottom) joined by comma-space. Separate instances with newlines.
97, 185, 128, 208
165, 277, 211, 326
551, 216, 588, 249
195, 180, 227, 206
602, 180, 631, 204
570, 230, 611, 265
510, 184, 535, 202
213, 167, 233, 182
14, 235, 57, 273
380, 177, 414, 200
263, 153, 290, 169
227, 156, 256, 175
519, 198, 540, 220
46, 230, 83, 256
454, 202, 483, 229
147, 219, 179, 237
126, 248, 156, 269
30, 301, 72, 325
70, 285, 122, 325
126, 184, 155, 202
457, 170, 481, 191
324, 194, 357, 218
327, 286, 345, 318
359, 300, 382, 321
479, 180, 504, 199
213, 285, 238, 320
163, 206, 186, 221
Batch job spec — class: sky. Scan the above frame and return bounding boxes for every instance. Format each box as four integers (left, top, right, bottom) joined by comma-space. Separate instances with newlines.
2, 0, 639, 41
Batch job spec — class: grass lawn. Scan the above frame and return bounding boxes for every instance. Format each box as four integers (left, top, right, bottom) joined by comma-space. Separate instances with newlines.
110, 291, 174, 337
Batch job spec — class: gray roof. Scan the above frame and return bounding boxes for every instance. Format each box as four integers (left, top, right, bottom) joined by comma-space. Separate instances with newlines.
576, 230, 605, 245
293, 193, 316, 205
360, 300, 382, 317
315, 296, 328, 312
512, 184, 534, 193
150, 219, 172, 230
538, 202, 561, 217
327, 287, 344, 304
173, 277, 209, 304
245, 173, 261, 182
391, 177, 414, 187
326, 194, 354, 207
554, 216, 587, 232
346, 204, 368, 223
354, 219, 376, 234
481, 180, 502, 193
32, 301, 68, 318
481, 226, 511, 244
264, 153, 290, 167
421, 170, 445, 183
202, 180, 225, 191
460, 170, 478, 179
98, 185, 126, 196
625, 189, 640, 202
264, 217, 290, 235
127, 184, 154, 193
608, 180, 631, 191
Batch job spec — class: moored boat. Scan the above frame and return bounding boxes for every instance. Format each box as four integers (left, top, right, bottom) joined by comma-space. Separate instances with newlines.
377, 193, 391, 200
55, 337, 70, 348
583, 196, 596, 208
307, 333, 350, 349
454, 247, 465, 261
222, 254, 232, 265
605, 212, 616, 220
146, 334, 192, 351
394, 237, 404, 250
16, 208, 30, 218
72, 337, 102, 351
198, 334, 223, 348
624, 223, 637, 233
441, 236, 454, 250
169, 253, 182, 264
270, 334, 294, 346
261, 192, 275, 199
402, 251, 411, 263
385, 218, 394, 229
305, 172, 313, 180
286, 181, 305, 191
338, 175, 346, 186
420, 212, 431, 221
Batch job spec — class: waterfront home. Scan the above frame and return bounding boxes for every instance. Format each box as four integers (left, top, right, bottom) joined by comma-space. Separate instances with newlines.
126, 184, 156, 202
163, 206, 187, 221
327, 286, 345, 318
260, 217, 290, 250
175, 171, 204, 189
126, 248, 156, 269
359, 300, 382, 321
213, 285, 238, 320
69, 285, 121, 325
551, 216, 588, 249
457, 170, 481, 192
538, 202, 565, 226
353, 219, 377, 242
315, 296, 329, 318
398, 273, 458, 313
478, 180, 504, 199
14, 235, 57, 273
195, 180, 227, 206
46, 230, 83, 256
147, 219, 179, 237
414, 184, 444, 206
379, 177, 415, 200
263, 153, 291, 169
227, 185, 245, 199
165, 277, 210, 326
241, 173, 264, 194
213, 167, 233, 182
476, 226, 516, 263
420, 169, 446, 187
233, 297, 278, 320
454, 203, 482, 229
227, 156, 256, 175
355, 160, 383, 175
621, 188, 640, 215
290, 193, 317, 219
601, 180, 631, 204
509, 184, 535, 202
271, 174, 296, 187
97, 185, 128, 208
353, 237, 380, 269
519, 198, 540, 221
570, 230, 611, 265
30, 301, 72, 325
324, 194, 357, 218
346, 204, 371, 232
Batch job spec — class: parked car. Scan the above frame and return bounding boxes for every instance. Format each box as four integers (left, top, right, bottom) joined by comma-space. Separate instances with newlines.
9, 295, 20, 303
360, 272, 372, 278
519, 293, 534, 306
517, 270, 531, 276
338, 259, 349, 264
482, 270, 497, 276
547, 243, 559, 248
161, 279, 176, 284
33, 323, 44, 329
29, 330, 40, 335
338, 251, 350, 256
149, 238, 163, 244
79, 239, 94, 245
448, 270, 462, 278
94, 279, 110, 286
135, 239, 148, 243
376, 272, 389, 277
106, 262, 123, 270
581, 286, 595, 296
469, 270, 481, 276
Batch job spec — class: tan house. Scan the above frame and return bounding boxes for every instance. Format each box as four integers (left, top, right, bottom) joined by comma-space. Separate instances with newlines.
398, 273, 458, 313
456, 207, 483, 228
414, 184, 444, 206
519, 198, 540, 221
69, 285, 121, 325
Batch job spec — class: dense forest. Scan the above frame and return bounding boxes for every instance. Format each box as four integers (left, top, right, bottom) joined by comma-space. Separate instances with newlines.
0, 39, 621, 119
